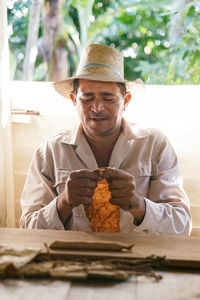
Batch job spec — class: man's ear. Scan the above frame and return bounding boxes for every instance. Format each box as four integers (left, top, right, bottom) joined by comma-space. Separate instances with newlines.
70, 93, 76, 106
124, 92, 131, 109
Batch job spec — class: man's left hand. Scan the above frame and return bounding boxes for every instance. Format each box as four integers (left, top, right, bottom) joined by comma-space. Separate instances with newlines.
103, 168, 146, 225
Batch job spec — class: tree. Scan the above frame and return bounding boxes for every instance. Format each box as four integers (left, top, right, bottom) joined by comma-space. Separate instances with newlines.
22, 0, 42, 80
134, 0, 200, 84
7, 0, 31, 79
7, 0, 200, 84
37, 0, 69, 81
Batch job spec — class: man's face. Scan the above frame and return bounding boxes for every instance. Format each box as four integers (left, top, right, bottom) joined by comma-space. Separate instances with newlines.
70, 79, 131, 139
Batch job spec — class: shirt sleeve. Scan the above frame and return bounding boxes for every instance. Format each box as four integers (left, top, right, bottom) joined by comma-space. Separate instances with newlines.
133, 133, 192, 235
20, 145, 65, 230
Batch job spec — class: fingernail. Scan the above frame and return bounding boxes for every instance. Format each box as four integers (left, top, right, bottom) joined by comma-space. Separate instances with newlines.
109, 199, 115, 205
98, 168, 106, 176
98, 171, 104, 177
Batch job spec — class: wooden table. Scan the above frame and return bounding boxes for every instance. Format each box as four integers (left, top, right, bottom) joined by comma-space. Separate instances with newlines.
0, 228, 200, 300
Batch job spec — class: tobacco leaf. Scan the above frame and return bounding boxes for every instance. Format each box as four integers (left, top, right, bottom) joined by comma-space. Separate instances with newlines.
0, 244, 40, 272
1, 255, 165, 281
85, 178, 120, 233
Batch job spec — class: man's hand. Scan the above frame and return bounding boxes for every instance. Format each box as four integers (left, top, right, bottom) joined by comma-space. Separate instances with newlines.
103, 168, 146, 225
57, 169, 102, 225
64, 169, 103, 208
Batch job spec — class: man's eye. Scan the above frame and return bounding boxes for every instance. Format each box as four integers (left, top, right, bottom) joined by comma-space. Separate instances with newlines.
81, 98, 93, 102
104, 98, 114, 102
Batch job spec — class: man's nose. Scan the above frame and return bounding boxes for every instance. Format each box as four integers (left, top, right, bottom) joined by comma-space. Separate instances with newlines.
91, 99, 104, 113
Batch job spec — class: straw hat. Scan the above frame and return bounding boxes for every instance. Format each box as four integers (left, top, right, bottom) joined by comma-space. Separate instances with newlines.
52, 44, 143, 99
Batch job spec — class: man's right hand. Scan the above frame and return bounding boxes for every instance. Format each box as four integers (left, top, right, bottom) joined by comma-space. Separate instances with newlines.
57, 169, 103, 225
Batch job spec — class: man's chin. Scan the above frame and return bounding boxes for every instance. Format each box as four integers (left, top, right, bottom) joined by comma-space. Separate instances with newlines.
87, 126, 111, 137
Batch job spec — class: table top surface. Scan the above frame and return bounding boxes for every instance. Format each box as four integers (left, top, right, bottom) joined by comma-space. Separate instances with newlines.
1, 228, 200, 300
1, 227, 200, 263
1, 269, 200, 300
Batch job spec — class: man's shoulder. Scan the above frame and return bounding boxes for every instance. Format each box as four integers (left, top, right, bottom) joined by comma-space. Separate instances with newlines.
125, 121, 174, 158
43, 125, 80, 147
124, 119, 166, 141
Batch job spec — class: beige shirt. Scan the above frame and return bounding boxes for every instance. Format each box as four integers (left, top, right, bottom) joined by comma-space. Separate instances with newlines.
20, 119, 192, 235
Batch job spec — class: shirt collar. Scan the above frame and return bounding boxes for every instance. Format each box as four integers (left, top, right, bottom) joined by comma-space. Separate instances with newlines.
55, 122, 82, 145
122, 118, 151, 140
56, 118, 150, 145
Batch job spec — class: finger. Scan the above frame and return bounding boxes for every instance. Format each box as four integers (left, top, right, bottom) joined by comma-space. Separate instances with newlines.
70, 169, 102, 181
111, 188, 127, 198
109, 197, 121, 206
111, 187, 135, 200
104, 167, 116, 180
109, 179, 133, 190
93, 168, 108, 179
70, 196, 93, 207
110, 197, 134, 210
75, 187, 94, 197
70, 178, 98, 189
104, 168, 133, 181
93, 167, 116, 180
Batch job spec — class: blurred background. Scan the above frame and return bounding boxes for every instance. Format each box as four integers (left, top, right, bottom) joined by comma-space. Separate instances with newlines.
7, 0, 200, 84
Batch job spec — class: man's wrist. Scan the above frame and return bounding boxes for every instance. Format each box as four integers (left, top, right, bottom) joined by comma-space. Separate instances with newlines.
128, 194, 146, 226
57, 193, 72, 225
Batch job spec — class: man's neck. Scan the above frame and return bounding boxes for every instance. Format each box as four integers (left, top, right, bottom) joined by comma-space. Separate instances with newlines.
84, 127, 122, 167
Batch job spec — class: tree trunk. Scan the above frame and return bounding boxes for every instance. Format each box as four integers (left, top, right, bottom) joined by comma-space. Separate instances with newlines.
49, 39, 69, 81
23, 0, 42, 81
38, 0, 69, 81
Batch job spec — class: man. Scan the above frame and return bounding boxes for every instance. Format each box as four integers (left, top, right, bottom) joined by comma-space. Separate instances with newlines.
20, 44, 192, 235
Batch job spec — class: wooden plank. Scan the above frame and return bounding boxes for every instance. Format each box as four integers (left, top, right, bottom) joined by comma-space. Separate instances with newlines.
68, 271, 200, 300
0, 228, 200, 269
1, 271, 200, 300
0, 280, 71, 300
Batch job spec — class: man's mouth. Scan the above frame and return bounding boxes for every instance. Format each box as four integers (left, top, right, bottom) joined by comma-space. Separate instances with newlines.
89, 116, 108, 122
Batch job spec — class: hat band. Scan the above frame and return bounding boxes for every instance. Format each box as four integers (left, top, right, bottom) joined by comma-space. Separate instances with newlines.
81, 63, 123, 78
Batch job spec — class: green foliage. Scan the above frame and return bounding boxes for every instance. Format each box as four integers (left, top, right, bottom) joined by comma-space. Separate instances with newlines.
7, 0, 44, 80
7, 0, 30, 79
94, 5, 171, 81
7, 0, 200, 84
135, 1, 200, 84
9, 49, 17, 80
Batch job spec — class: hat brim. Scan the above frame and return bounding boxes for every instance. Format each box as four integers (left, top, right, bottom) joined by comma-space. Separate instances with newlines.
52, 73, 144, 99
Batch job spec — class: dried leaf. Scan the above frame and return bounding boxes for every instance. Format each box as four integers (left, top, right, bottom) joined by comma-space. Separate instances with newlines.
85, 178, 120, 232
0, 244, 40, 271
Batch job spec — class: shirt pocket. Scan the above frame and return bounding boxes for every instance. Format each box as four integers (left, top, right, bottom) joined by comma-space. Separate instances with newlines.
125, 160, 157, 197
53, 169, 70, 195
